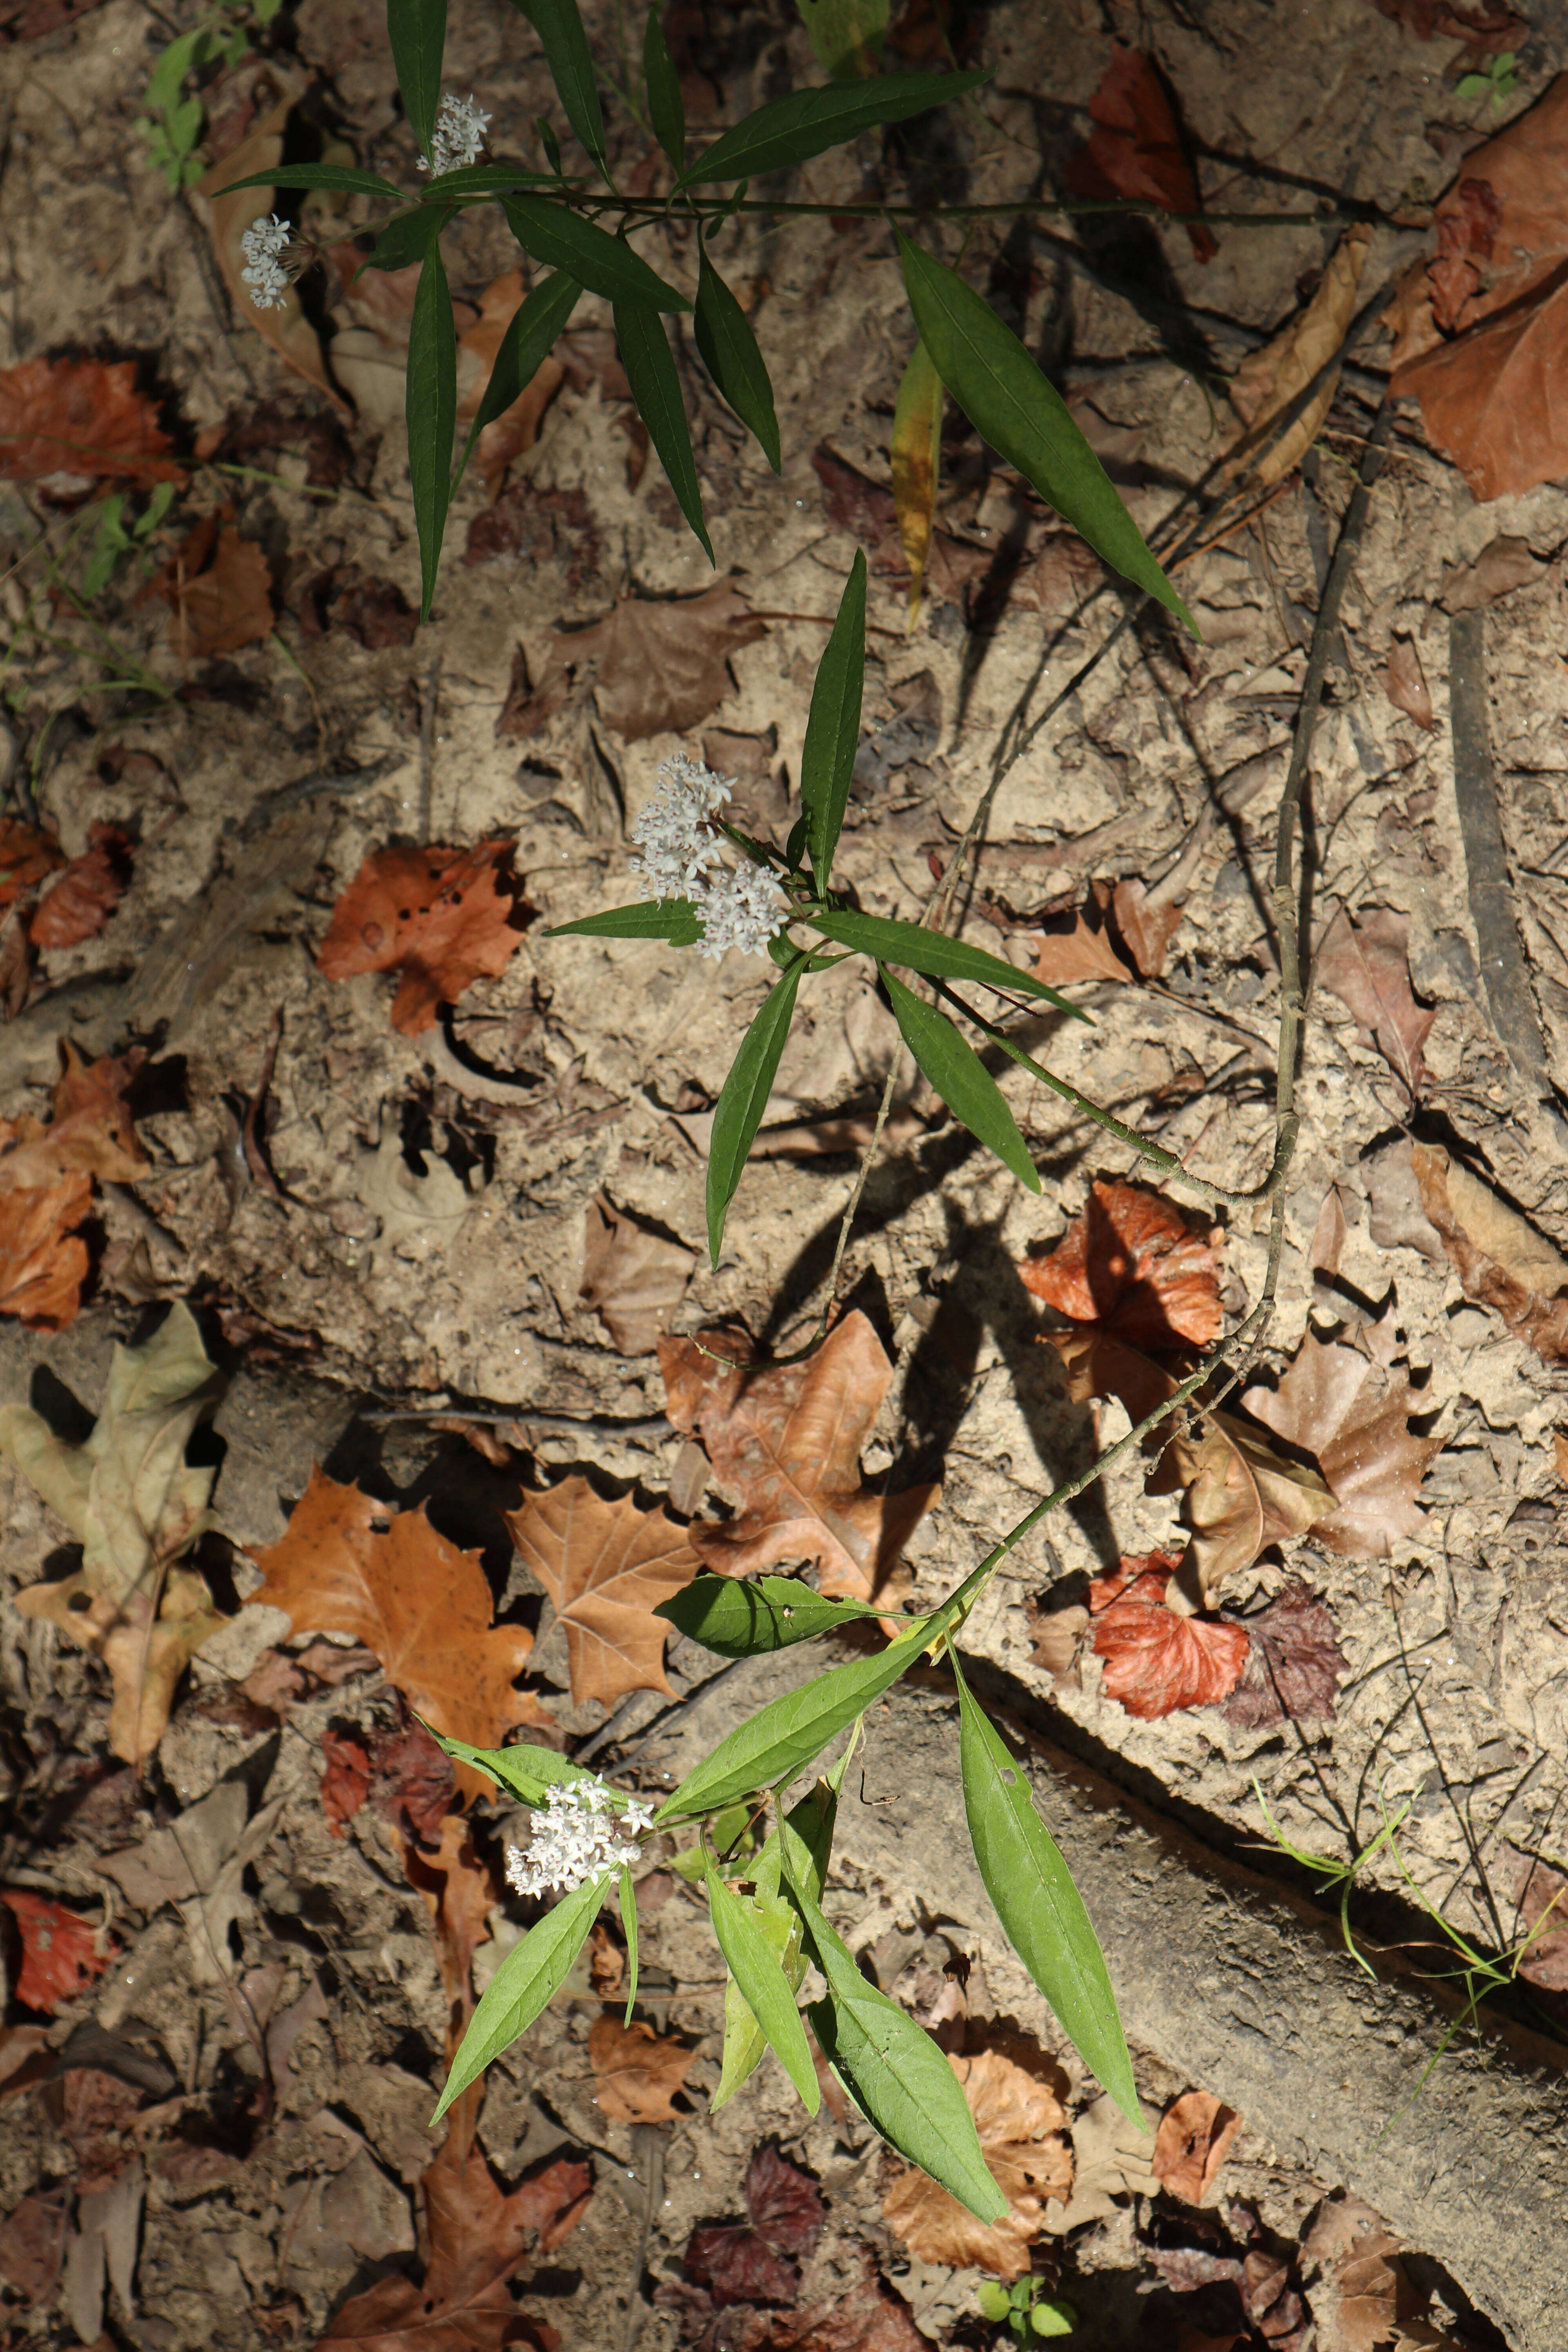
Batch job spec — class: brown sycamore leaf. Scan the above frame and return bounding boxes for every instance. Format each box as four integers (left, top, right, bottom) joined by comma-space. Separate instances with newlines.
882, 2048, 1072, 2278
684, 2143, 824, 2307
1087, 1553, 1249, 1720
318, 2138, 591, 2350
316, 838, 530, 1036
1383, 640, 1437, 734
505, 1477, 699, 1710
145, 510, 274, 661
1030, 880, 1133, 987
0, 1889, 113, 2011
1242, 1328, 1442, 1558
0, 356, 183, 490
200, 96, 347, 415
1301, 2202, 1430, 2352
580, 1195, 695, 1354
1225, 225, 1372, 486
536, 582, 768, 742
0, 1046, 149, 1192
1152, 2089, 1243, 2206
0, 818, 66, 908
1064, 48, 1216, 263
1412, 1143, 1568, 1363
1021, 1181, 1222, 1352
248, 1468, 549, 1805
29, 823, 134, 951
589, 2014, 695, 2123
1219, 1584, 1347, 1731
658, 1312, 939, 1606
1314, 905, 1433, 1104
0, 1174, 91, 1329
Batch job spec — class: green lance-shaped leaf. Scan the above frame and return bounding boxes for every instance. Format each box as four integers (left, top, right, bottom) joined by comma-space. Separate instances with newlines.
430, 1731, 601, 1806
211, 162, 407, 200
431, 1869, 605, 2124
615, 303, 713, 561
808, 908, 1087, 1017
674, 68, 989, 188
388, 0, 447, 162
404, 211, 457, 621
705, 955, 803, 1263
694, 246, 781, 472
657, 1573, 892, 1658
453, 267, 583, 499
363, 204, 448, 274
898, 234, 1196, 637
418, 162, 564, 194
952, 1650, 1142, 2125
800, 549, 866, 895
500, 193, 690, 311
714, 1783, 836, 2109
880, 967, 1040, 1194
546, 897, 704, 944
644, 4, 686, 173
515, 0, 607, 175
704, 1845, 820, 2111
780, 1818, 1009, 2223
619, 1865, 640, 2027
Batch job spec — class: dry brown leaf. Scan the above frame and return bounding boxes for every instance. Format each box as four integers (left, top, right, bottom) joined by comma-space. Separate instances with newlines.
200, 96, 347, 413
1314, 905, 1434, 1103
0, 1046, 149, 1192
29, 821, 134, 951
145, 510, 274, 661
1064, 48, 1216, 263
248, 1468, 549, 1804
659, 1312, 939, 1606
882, 2048, 1072, 2277
1441, 534, 1544, 612
0, 356, 183, 491
588, 2014, 695, 2123
1242, 1328, 1442, 1558
1043, 2091, 1160, 2236
543, 583, 768, 741
0, 817, 67, 909
401, 1813, 499, 2060
1227, 226, 1372, 486
0, 1175, 91, 1329
316, 838, 529, 1035
1412, 1143, 1568, 1363
1030, 880, 1134, 987
1303, 2209, 1428, 2352
1152, 2089, 1243, 2205
771, 2243, 930, 2352
1020, 1180, 1222, 1352
1372, 0, 1524, 43
579, 1195, 695, 1354
1111, 876, 1185, 979
457, 268, 567, 494
1383, 639, 1436, 732
1024, 1594, 1089, 1687
505, 1477, 699, 1710
1087, 1553, 1250, 1720
1218, 1584, 1347, 1731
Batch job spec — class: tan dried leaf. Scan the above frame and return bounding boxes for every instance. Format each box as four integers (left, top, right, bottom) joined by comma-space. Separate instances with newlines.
1440, 534, 1544, 613
1151, 2089, 1242, 2205
882, 2048, 1072, 2278
579, 1196, 695, 1354
547, 582, 768, 741
1412, 1143, 1568, 1363
1243, 1328, 1443, 1559
588, 2015, 695, 2123
1383, 639, 1437, 732
1227, 225, 1373, 485
505, 1477, 699, 1710
1315, 905, 1434, 1103
1043, 2091, 1160, 2236
200, 98, 347, 412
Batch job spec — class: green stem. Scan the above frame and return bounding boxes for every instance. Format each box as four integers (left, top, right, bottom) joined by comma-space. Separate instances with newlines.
441, 188, 1348, 229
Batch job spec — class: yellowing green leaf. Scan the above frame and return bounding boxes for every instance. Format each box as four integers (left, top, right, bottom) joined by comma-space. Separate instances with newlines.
891, 336, 943, 624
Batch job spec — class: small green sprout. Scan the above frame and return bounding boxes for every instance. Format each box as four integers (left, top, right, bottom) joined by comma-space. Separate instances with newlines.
975, 2276, 1076, 2342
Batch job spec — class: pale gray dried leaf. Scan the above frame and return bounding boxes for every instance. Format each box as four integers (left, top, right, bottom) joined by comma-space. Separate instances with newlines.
319, 2150, 416, 2261
1315, 905, 1434, 1102
358, 1121, 482, 1269
1440, 534, 1543, 613
579, 1195, 694, 1354
1412, 1143, 1568, 1364
1363, 1138, 1445, 1263
1042, 2091, 1159, 2235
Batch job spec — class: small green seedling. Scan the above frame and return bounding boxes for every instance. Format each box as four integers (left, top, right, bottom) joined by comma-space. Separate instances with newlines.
976, 2276, 1076, 2342
81, 484, 176, 601
138, 0, 283, 191
1455, 50, 1518, 113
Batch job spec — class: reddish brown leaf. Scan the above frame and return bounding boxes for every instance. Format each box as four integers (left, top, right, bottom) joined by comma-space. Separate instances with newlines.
0, 1890, 113, 2012
146, 512, 274, 660
316, 838, 529, 1035
0, 1174, 91, 1329
1030, 891, 1134, 987
882, 2047, 1072, 2277
1087, 1554, 1250, 1721
588, 2014, 695, 2123
0, 1045, 149, 1191
1225, 226, 1372, 486
1065, 48, 1216, 262
298, 563, 418, 649
1219, 1585, 1347, 1731
1371, 0, 1524, 44
247, 1468, 549, 1807
505, 1477, 699, 1711
59, 2066, 143, 2188
1020, 1180, 1222, 1351
0, 817, 66, 909
1383, 639, 1437, 733
1314, 906, 1434, 1103
536, 582, 769, 741
0, 0, 109, 40
1513, 1856, 1568, 1991
684, 2146, 823, 2308
1412, 1142, 1568, 1363
772, 2245, 929, 2352
0, 357, 181, 488
1111, 877, 1185, 979
0, 2189, 68, 2304
402, 1811, 499, 2057
318, 2138, 590, 2350
580, 1195, 695, 1354
659, 1312, 939, 1606
319, 1725, 374, 1834
1152, 2089, 1243, 2205
28, 822, 134, 951
1242, 1330, 1442, 1559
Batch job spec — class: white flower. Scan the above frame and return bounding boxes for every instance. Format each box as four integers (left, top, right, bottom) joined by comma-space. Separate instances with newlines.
504, 1776, 652, 1898
421, 91, 492, 176
630, 751, 787, 960
240, 213, 292, 311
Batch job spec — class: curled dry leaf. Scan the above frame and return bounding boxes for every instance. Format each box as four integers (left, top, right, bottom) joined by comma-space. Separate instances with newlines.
29, 823, 134, 952
0, 1174, 91, 1329
1152, 2089, 1243, 2206
1383, 639, 1436, 733
1025, 1592, 1089, 1687
505, 1476, 699, 1710
1021, 1180, 1222, 1352
200, 95, 346, 414
523, 582, 769, 743
588, 2014, 696, 2123
316, 838, 530, 1036
1301, 2201, 1430, 2352
0, 1045, 149, 1191
1412, 1142, 1568, 1363
0, 818, 67, 907
1088, 1552, 1250, 1720
1064, 47, 1216, 261
1440, 533, 1543, 613
145, 512, 274, 661
580, 1194, 695, 1354
1314, 905, 1434, 1103
0, 1890, 113, 2012
659, 1312, 939, 1607
457, 268, 568, 495
1219, 1584, 1347, 1731
882, 2047, 1072, 2278
1242, 1327, 1442, 1559
1226, 225, 1372, 487
248, 1467, 550, 1806
685, 2143, 825, 2308
0, 356, 182, 490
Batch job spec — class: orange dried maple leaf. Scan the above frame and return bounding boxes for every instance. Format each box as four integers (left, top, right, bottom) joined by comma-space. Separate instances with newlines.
588, 2014, 695, 2123
505, 1477, 699, 1710
247, 1469, 550, 1805
1021, 1181, 1221, 1352
317, 838, 529, 1035
0, 1891, 114, 2013
0, 1174, 91, 1330
1064, 48, 1216, 263
145, 510, 274, 660
29, 822, 134, 951
318, 2137, 591, 2351
0, 356, 183, 488
1151, 2089, 1243, 2205
658, 1312, 939, 1606
883, 2048, 1073, 2278
1087, 1552, 1249, 1720
0, 1049, 149, 1330
0, 818, 66, 911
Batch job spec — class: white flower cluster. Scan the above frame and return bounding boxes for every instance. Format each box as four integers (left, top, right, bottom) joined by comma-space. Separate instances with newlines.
240, 214, 292, 311
504, 1776, 654, 1898
421, 91, 491, 175
630, 752, 788, 962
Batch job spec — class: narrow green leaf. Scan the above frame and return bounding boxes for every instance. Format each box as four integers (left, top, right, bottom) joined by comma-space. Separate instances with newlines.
210, 162, 405, 199
406, 218, 457, 621
897, 235, 1196, 637
363, 204, 447, 274
704, 1847, 820, 2110
421, 162, 563, 194
430, 1869, 604, 2123
705, 958, 803, 1263
388, 0, 447, 162
880, 968, 1039, 1193
694, 247, 781, 472
656, 1573, 892, 1657
808, 908, 1087, 1016
453, 267, 583, 497
615, 303, 713, 562
619, 1865, 639, 2027
800, 549, 866, 895
675, 68, 989, 187
953, 1651, 1142, 2125
515, 0, 607, 173
501, 192, 690, 310
644, 6, 686, 172
713, 1784, 835, 2109
780, 1823, 1009, 2223
546, 897, 702, 943
430, 1731, 598, 1805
